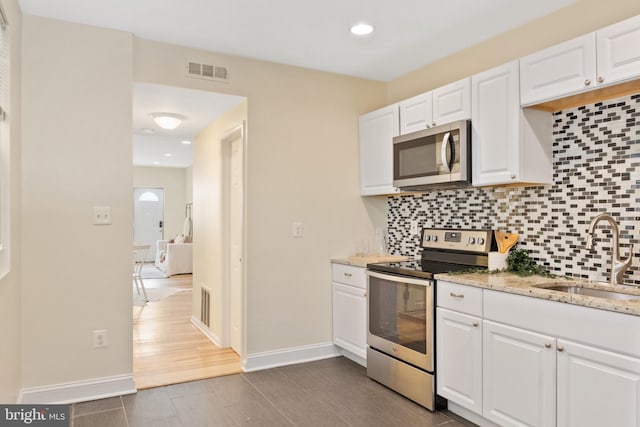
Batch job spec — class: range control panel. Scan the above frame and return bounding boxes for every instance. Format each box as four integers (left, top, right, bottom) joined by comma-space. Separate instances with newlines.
421, 228, 494, 253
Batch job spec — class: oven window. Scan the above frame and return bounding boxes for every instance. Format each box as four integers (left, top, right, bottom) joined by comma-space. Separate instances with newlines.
369, 277, 427, 354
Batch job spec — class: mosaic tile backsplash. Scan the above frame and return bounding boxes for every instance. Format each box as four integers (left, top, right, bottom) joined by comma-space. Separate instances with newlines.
387, 93, 640, 286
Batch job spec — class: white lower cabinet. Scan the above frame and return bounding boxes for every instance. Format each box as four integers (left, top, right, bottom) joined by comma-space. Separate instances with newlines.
436, 308, 483, 414
331, 263, 367, 365
557, 339, 640, 427
483, 320, 556, 427
436, 280, 640, 427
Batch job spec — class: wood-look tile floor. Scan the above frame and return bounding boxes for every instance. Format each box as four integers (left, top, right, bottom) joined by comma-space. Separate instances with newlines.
133, 270, 241, 390
72, 357, 477, 427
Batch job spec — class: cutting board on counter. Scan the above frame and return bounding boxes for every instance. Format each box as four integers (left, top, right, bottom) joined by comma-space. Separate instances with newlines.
347, 255, 409, 268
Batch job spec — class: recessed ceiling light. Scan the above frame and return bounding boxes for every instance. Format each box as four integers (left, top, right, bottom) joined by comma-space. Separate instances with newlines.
181, 140, 192, 145
350, 23, 374, 36
151, 112, 185, 130
163, 153, 173, 157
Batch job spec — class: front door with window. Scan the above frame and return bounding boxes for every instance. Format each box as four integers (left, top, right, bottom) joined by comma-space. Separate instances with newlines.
134, 188, 164, 262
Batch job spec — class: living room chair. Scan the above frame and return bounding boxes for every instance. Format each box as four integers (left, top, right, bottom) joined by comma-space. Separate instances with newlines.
133, 243, 150, 303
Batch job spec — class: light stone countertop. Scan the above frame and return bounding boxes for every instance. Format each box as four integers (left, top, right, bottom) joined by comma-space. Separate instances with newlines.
331, 255, 409, 268
435, 272, 640, 316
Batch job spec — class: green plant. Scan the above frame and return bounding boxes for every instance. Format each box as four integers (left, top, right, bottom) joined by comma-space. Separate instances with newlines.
506, 248, 554, 277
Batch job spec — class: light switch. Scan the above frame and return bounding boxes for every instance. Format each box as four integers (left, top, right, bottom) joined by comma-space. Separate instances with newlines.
93, 206, 112, 225
292, 222, 303, 238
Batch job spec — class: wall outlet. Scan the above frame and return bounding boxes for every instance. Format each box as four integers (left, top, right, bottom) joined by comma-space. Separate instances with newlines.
410, 220, 419, 236
292, 222, 303, 238
93, 206, 112, 225
93, 329, 108, 348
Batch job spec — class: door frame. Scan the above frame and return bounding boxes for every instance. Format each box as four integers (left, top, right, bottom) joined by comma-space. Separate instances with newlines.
221, 121, 247, 359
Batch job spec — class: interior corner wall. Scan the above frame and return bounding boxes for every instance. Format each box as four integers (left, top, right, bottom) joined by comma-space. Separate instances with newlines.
133, 37, 388, 357
0, 0, 22, 404
21, 15, 134, 390
192, 101, 246, 342
133, 166, 187, 240
185, 166, 193, 204
387, 0, 640, 102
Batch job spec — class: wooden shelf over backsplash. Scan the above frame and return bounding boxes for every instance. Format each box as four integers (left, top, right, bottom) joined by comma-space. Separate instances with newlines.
527, 79, 640, 112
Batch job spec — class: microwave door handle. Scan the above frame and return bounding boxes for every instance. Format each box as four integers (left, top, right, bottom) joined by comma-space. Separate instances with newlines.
441, 132, 451, 172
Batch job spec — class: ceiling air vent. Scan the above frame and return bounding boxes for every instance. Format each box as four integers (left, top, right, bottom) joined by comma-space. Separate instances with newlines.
186, 61, 229, 83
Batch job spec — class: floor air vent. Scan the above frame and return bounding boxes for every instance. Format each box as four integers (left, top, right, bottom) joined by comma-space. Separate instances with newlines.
201, 286, 211, 327
187, 61, 229, 83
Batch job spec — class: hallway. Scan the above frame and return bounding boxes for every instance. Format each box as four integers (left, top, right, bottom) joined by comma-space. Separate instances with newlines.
133, 270, 241, 389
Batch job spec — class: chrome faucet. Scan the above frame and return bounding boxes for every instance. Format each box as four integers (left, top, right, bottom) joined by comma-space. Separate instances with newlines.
585, 213, 634, 285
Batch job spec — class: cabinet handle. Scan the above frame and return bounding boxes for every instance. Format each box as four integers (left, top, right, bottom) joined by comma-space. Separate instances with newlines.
364, 292, 367, 297
557, 345, 565, 352
472, 322, 479, 327
432, 122, 436, 127
544, 343, 552, 349
597, 76, 604, 83
510, 174, 516, 180
584, 79, 591, 86
344, 272, 352, 277
450, 292, 465, 298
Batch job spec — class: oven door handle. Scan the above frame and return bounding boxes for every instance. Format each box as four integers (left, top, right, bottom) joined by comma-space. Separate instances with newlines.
366, 270, 433, 287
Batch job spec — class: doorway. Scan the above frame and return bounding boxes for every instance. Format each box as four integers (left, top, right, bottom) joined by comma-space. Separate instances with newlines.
133, 187, 164, 262
222, 122, 245, 356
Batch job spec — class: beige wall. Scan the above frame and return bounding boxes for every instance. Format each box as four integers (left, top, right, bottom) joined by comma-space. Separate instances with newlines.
21, 16, 133, 387
388, 0, 640, 102
133, 38, 388, 355
192, 101, 246, 341
133, 166, 188, 240
0, 0, 21, 403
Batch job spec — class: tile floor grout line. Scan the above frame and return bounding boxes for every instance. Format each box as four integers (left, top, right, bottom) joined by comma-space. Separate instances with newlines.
239, 374, 297, 426
119, 396, 130, 427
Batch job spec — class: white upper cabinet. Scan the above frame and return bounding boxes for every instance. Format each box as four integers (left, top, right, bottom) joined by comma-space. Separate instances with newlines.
399, 78, 470, 135
520, 34, 597, 106
432, 78, 472, 125
472, 61, 552, 187
597, 14, 640, 86
521, 14, 640, 106
399, 91, 432, 135
358, 104, 401, 196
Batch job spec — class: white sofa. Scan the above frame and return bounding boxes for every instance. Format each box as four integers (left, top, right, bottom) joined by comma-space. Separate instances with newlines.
154, 240, 193, 276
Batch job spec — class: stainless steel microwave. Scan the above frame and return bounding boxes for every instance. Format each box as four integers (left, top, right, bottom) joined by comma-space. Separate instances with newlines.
393, 119, 471, 190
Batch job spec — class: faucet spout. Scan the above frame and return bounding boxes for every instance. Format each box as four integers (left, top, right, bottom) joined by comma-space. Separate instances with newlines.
586, 213, 632, 286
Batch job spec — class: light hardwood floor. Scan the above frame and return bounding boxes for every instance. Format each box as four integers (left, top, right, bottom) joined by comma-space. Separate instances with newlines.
132, 270, 241, 389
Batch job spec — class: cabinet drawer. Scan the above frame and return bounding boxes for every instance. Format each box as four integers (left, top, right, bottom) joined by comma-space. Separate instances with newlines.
437, 281, 482, 317
331, 263, 366, 289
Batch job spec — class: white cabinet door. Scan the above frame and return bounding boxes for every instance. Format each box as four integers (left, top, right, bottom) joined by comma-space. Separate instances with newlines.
557, 339, 640, 427
597, 14, 640, 86
483, 320, 556, 427
332, 282, 367, 359
432, 78, 471, 125
359, 104, 400, 196
436, 308, 483, 415
520, 33, 596, 105
399, 92, 432, 135
472, 61, 521, 186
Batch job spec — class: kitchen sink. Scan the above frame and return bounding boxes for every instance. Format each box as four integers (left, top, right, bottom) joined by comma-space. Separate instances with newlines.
535, 284, 640, 301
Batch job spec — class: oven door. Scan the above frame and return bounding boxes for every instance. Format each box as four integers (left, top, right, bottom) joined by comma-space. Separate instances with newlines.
367, 270, 434, 372
392, 120, 469, 188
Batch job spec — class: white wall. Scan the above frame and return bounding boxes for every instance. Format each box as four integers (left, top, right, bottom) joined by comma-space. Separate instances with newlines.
133, 166, 187, 240
0, 0, 21, 404
21, 16, 133, 391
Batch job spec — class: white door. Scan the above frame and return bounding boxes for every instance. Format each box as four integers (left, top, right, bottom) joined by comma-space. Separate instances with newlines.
227, 127, 244, 355
436, 308, 483, 415
134, 188, 164, 262
557, 339, 640, 427
597, 14, 640, 86
432, 77, 471, 125
399, 91, 432, 134
483, 320, 556, 427
332, 282, 367, 359
359, 104, 400, 195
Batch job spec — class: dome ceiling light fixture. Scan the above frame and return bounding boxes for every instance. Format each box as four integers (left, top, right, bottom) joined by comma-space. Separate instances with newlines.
151, 112, 185, 130
350, 23, 374, 36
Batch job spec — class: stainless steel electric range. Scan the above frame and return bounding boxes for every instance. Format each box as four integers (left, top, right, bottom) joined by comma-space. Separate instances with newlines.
366, 228, 496, 410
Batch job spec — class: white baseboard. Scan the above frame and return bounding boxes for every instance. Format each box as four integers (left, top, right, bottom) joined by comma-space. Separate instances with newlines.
190, 315, 222, 347
242, 342, 341, 372
338, 348, 367, 368
20, 375, 136, 404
